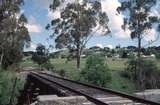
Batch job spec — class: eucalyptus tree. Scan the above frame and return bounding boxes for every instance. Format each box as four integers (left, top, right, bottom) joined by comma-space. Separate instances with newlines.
47, 0, 110, 70
0, 0, 30, 69
117, 0, 160, 89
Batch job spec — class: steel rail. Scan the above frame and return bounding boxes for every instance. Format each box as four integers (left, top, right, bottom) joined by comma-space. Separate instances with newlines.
30, 72, 109, 105
31, 72, 160, 105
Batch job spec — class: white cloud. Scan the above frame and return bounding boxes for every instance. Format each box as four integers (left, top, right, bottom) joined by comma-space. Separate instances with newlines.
106, 44, 113, 49
47, 0, 75, 20
150, 1, 160, 18
101, 0, 159, 41
47, 9, 61, 19
30, 43, 37, 50
25, 16, 42, 33
144, 29, 157, 41
96, 43, 103, 48
46, 0, 159, 41
25, 24, 42, 33
101, 0, 131, 39
25, 43, 37, 51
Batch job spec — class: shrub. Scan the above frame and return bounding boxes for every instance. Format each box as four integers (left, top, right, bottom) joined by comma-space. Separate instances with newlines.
155, 53, 160, 59
80, 54, 111, 87
58, 69, 66, 77
0, 70, 25, 105
126, 58, 160, 89
41, 62, 54, 71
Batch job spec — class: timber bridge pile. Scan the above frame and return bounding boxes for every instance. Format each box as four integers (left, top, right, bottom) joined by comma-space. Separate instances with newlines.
17, 71, 160, 105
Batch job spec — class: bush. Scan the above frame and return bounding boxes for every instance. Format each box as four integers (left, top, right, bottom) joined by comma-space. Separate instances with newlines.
41, 62, 54, 71
155, 53, 160, 59
126, 58, 160, 89
0, 70, 25, 105
80, 54, 111, 87
57, 69, 66, 77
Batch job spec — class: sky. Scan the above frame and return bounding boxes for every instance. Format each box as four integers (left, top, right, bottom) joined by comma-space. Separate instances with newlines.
22, 0, 160, 52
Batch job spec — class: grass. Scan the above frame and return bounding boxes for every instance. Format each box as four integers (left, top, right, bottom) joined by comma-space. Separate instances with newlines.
50, 58, 136, 93
21, 57, 135, 93
21, 58, 160, 94
0, 70, 25, 105
50, 58, 128, 71
107, 58, 128, 71
107, 71, 136, 94
20, 57, 39, 68
20, 57, 160, 93
50, 58, 86, 71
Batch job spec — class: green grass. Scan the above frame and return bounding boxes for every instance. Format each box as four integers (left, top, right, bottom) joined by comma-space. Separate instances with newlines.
49, 58, 128, 71
107, 58, 128, 71
20, 58, 39, 68
0, 70, 25, 105
21, 57, 135, 93
50, 58, 86, 71
20, 57, 160, 93
107, 71, 136, 94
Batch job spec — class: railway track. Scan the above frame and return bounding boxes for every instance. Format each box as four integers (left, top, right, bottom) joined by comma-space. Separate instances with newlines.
30, 72, 160, 105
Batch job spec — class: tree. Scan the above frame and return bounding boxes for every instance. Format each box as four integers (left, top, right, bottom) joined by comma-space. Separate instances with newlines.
126, 58, 160, 89
117, 0, 160, 89
0, 0, 30, 69
32, 44, 50, 70
47, 0, 110, 71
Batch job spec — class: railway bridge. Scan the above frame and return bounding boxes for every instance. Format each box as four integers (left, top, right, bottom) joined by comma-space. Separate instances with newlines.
17, 72, 160, 105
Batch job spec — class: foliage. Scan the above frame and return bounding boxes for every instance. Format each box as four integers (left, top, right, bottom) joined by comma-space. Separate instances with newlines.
117, 0, 160, 58
47, 0, 110, 70
117, 0, 160, 39
118, 0, 160, 89
41, 62, 54, 71
56, 69, 66, 77
108, 71, 136, 94
0, 70, 25, 105
80, 54, 111, 87
32, 44, 50, 69
0, 0, 30, 69
21, 57, 137, 93
126, 58, 160, 89
155, 53, 160, 59
121, 50, 128, 58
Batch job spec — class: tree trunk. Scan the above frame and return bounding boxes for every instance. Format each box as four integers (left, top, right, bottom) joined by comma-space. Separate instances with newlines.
137, 34, 144, 90
76, 43, 81, 71
137, 34, 141, 59
77, 52, 80, 71
0, 52, 4, 68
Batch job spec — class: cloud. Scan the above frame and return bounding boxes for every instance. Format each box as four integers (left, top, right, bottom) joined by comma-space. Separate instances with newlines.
30, 43, 37, 50
101, 0, 160, 41
25, 24, 42, 33
25, 43, 37, 51
106, 44, 113, 49
25, 16, 42, 33
101, 0, 131, 39
150, 1, 160, 17
96, 43, 103, 48
47, 0, 75, 20
144, 29, 157, 41
47, 9, 61, 19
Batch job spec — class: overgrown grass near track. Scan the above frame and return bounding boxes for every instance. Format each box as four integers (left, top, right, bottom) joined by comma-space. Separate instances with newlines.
21, 57, 136, 93
0, 70, 25, 105
50, 58, 135, 93
20, 57, 160, 93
